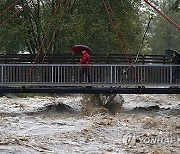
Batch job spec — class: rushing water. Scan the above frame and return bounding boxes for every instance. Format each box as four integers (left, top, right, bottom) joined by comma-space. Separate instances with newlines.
0, 94, 179, 154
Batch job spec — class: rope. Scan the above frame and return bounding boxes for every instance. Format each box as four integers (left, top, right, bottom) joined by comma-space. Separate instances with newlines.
101, 0, 133, 64
119, 15, 153, 83
40, 0, 70, 64
26, 0, 63, 81
134, 15, 153, 64
0, 0, 33, 28
105, 0, 132, 62
34, 0, 69, 81
101, 0, 137, 82
144, 0, 180, 30
0, 0, 19, 17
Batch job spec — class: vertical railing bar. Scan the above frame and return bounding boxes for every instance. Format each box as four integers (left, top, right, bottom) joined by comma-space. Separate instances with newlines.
97, 66, 99, 83
53, 66, 55, 83
99, 66, 101, 83
163, 66, 165, 83
42, 66, 43, 83
52, 65, 54, 83
166, 66, 168, 84
13, 66, 18, 83
166, 65, 168, 83
14, 66, 16, 83
61, 66, 63, 83
12, 66, 13, 83
58, 66, 59, 83
6, 66, 8, 83
67, 65, 68, 83
101, 65, 103, 83
64, 66, 65, 83
161, 66, 163, 83
48, 66, 49, 83
111, 66, 113, 83
8, 66, 10, 83
141, 65, 143, 83
104, 66, 106, 83
101, 66, 103, 83
8, 66, 10, 82
159, 66, 161, 83
19, 66, 21, 82
137, 67, 141, 83
17, 66, 21, 82
144, 65, 146, 83
23, 66, 25, 82
16, 66, 18, 82
95, 66, 97, 83
102, 66, 104, 83
55, 66, 57, 83
67, 66, 68, 83
1, 65, 3, 83
170, 65, 173, 84
114, 66, 116, 83
158, 66, 159, 84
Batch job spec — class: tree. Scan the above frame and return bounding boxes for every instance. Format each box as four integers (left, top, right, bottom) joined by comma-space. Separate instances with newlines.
0, 0, 142, 55
144, 0, 180, 54
0, 0, 28, 53
54, 0, 142, 54
172, 0, 180, 12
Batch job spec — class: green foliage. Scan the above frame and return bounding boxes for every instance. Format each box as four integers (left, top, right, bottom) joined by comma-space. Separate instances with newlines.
56, 0, 142, 54
143, 0, 180, 54
0, 0, 142, 55
0, 1, 27, 53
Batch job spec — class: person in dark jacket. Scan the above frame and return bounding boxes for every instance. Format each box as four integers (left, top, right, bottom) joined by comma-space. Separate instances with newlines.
172, 51, 180, 82
79, 50, 91, 82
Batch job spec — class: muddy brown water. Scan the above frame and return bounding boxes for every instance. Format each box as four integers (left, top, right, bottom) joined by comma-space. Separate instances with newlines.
0, 94, 179, 154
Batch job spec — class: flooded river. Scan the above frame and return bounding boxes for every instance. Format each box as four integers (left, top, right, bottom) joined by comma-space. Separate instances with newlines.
0, 94, 179, 154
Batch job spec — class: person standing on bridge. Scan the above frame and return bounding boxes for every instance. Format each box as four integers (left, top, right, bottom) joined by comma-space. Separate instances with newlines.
71, 45, 92, 83
79, 50, 92, 83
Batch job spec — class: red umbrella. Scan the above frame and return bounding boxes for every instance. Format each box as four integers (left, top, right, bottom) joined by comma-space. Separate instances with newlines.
71, 45, 92, 55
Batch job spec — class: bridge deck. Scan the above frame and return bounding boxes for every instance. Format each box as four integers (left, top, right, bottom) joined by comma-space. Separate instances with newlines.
0, 64, 179, 94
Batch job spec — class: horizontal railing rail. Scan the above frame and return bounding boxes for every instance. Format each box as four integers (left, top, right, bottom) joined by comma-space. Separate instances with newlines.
0, 54, 170, 64
0, 64, 179, 87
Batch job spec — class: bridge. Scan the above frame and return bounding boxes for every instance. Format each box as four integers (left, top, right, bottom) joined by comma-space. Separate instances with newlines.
0, 55, 179, 94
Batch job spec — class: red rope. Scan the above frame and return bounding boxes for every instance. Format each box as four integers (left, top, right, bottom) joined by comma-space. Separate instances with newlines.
101, 0, 133, 64
101, 0, 137, 82
31, 0, 63, 64
33, 0, 69, 81
144, 0, 180, 30
106, 0, 133, 63
40, 0, 69, 64
0, 0, 19, 17
0, 0, 33, 28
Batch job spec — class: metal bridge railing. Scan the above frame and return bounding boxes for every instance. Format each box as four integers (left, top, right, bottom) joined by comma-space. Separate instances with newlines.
0, 64, 179, 87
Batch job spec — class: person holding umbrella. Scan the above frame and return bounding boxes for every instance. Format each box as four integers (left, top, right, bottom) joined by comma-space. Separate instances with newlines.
79, 50, 91, 83
71, 45, 92, 83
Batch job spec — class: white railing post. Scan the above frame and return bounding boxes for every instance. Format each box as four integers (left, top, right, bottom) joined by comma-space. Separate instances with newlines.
111, 65, 113, 83
0, 64, 179, 87
52, 65, 54, 83
114, 66, 117, 83
1, 65, 3, 83
170, 65, 173, 84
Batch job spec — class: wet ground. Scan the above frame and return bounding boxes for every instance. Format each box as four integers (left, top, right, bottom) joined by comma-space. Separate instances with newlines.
0, 94, 179, 154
